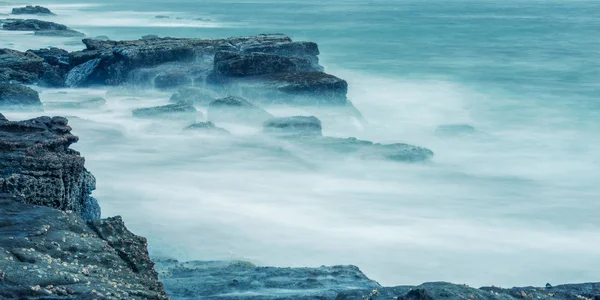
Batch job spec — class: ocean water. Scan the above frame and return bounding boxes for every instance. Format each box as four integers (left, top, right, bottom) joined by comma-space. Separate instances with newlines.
1, 0, 600, 287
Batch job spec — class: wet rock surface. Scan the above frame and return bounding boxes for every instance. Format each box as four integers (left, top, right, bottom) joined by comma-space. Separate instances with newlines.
11, 5, 55, 15
0, 193, 168, 299
263, 116, 322, 136
207, 96, 273, 125
0, 19, 82, 37
183, 121, 230, 135
0, 83, 42, 109
0, 48, 45, 84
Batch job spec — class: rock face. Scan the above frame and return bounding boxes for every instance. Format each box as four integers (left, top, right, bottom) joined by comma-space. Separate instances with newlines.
132, 103, 198, 120
11, 5, 55, 15
0, 116, 97, 219
0, 48, 45, 84
0, 83, 42, 109
263, 116, 322, 136
0, 193, 168, 299
170, 86, 220, 106
65, 58, 102, 87
207, 96, 273, 125
155, 258, 379, 300
1, 19, 83, 37
213, 50, 314, 77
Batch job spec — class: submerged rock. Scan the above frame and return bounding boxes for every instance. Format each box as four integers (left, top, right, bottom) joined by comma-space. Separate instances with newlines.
11, 5, 55, 15
0, 194, 168, 299
155, 258, 380, 300
170, 86, 220, 106
183, 121, 230, 135
207, 96, 273, 125
133, 103, 198, 120
0, 83, 42, 109
263, 115, 322, 136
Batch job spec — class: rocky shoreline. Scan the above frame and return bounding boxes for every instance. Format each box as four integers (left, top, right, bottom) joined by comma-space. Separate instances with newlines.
0, 7, 598, 300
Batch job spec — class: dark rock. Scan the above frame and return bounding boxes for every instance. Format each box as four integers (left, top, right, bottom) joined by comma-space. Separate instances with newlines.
11, 5, 55, 15
28, 47, 70, 74
263, 116, 322, 137
132, 103, 198, 120
207, 96, 273, 125
1, 19, 81, 36
183, 121, 230, 135
65, 58, 101, 87
241, 41, 321, 68
0, 194, 168, 299
398, 289, 435, 300
34, 29, 85, 37
142, 34, 160, 40
267, 71, 348, 104
38, 66, 65, 87
155, 15, 170, 19
154, 71, 192, 89
170, 86, 219, 106
435, 124, 477, 136
44, 97, 107, 109
0, 48, 45, 84
155, 258, 379, 300
0, 116, 96, 218
0, 83, 42, 109
81, 196, 101, 220
0, 113, 6, 122
213, 50, 314, 78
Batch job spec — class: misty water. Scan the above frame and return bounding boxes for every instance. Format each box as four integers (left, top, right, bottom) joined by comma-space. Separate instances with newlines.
2, 0, 600, 288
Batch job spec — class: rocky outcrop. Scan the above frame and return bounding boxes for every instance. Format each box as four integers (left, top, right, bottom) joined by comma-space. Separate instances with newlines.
0, 115, 97, 219
0, 83, 42, 109
11, 5, 55, 15
263, 116, 322, 136
170, 86, 220, 106
0, 193, 168, 299
132, 103, 199, 120
207, 96, 273, 125
0, 19, 83, 37
183, 121, 230, 135
212, 50, 315, 78
155, 258, 379, 300
0, 48, 45, 84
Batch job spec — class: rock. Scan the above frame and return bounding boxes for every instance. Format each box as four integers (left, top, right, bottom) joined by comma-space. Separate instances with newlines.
213, 50, 314, 78
81, 196, 101, 220
267, 71, 348, 104
0, 48, 45, 84
28, 47, 70, 75
0, 112, 6, 122
0, 193, 168, 299
263, 116, 322, 136
0, 116, 97, 219
132, 103, 198, 120
207, 96, 273, 125
34, 29, 85, 37
154, 71, 192, 89
170, 86, 220, 106
44, 97, 107, 109
11, 5, 55, 15
435, 124, 477, 136
1, 19, 82, 36
38, 66, 65, 87
64, 58, 101, 87
155, 258, 379, 300
155, 15, 170, 19
0, 83, 42, 109
241, 41, 321, 68
142, 34, 160, 40
183, 121, 230, 135
92, 35, 111, 41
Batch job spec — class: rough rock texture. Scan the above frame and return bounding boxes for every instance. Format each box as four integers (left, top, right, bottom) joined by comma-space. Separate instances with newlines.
263, 116, 322, 136
1, 19, 83, 37
0, 193, 168, 299
213, 50, 314, 77
65, 58, 101, 87
11, 5, 55, 15
0, 48, 45, 84
34, 30, 85, 37
207, 96, 273, 125
0, 83, 42, 109
183, 121, 230, 135
155, 258, 379, 300
0, 116, 97, 219
170, 86, 220, 106
132, 103, 199, 120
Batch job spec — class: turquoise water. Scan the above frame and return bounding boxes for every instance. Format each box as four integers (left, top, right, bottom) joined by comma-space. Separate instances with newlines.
1, 0, 599, 287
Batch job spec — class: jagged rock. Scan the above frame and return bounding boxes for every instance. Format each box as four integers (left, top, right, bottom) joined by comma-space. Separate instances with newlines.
38, 66, 65, 87
0, 48, 45, 84
28, 48, 70, 70
0, 112, 6, 122
0, 83, 42, 109
0, 116, 96, 218
155, 258, 379, 300
1, 19, 82, 37
0, 193, 168, 299
170, 86, 220, 106
241, 41, 321, 68
263, 116, 322, 136
213, 50, 314, 78
207, 96, 273, 125
11, 5, 55, 15
435, 124, 477, 136
65, 58, 101, 87
44, 97, 107, 109
142, 34, 160, 39
154, 71, 192, 89
132, 103, 199, 120
183, 121, 230, 135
